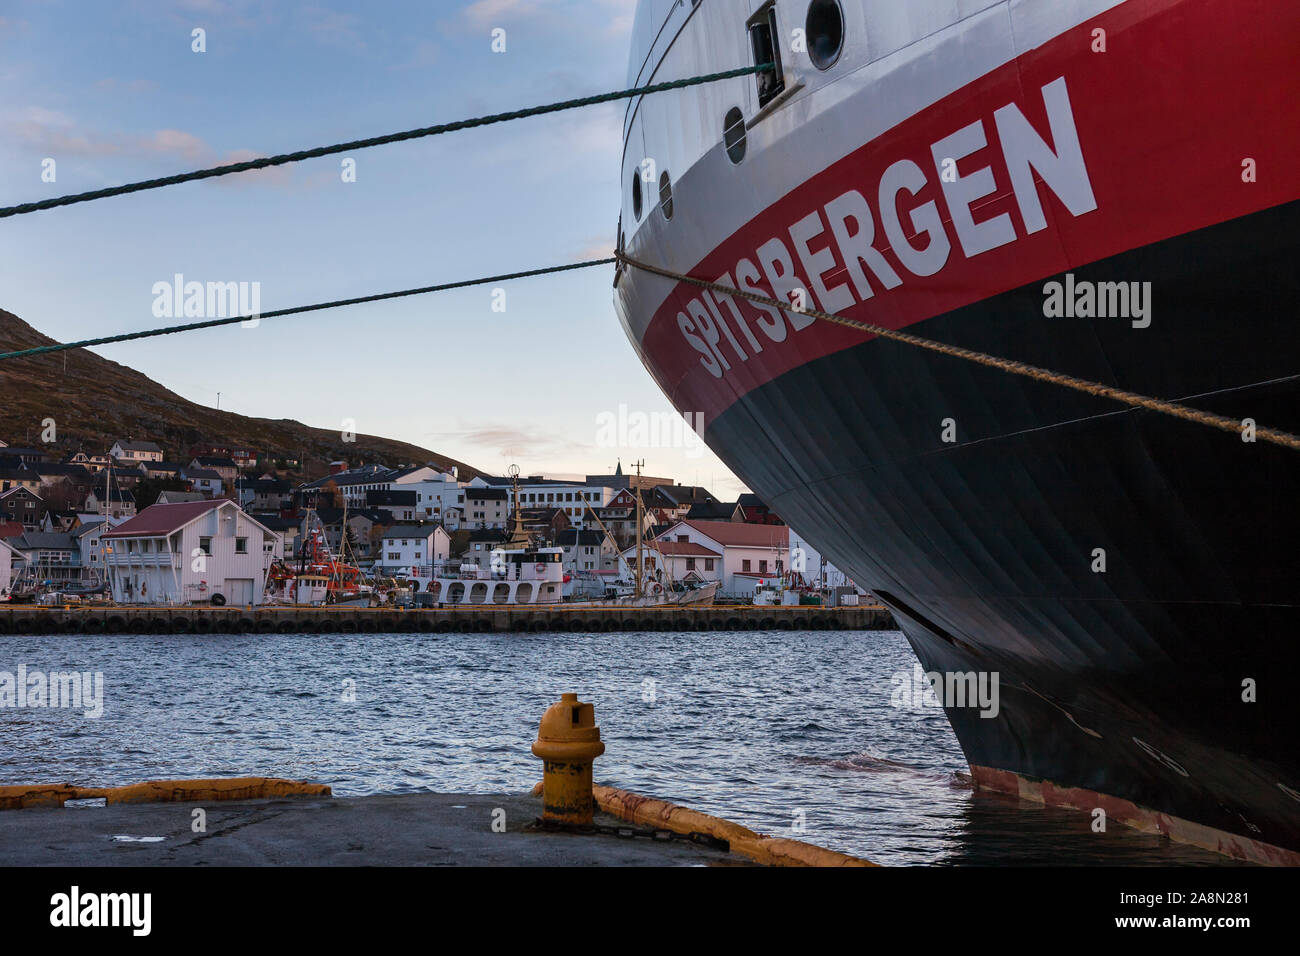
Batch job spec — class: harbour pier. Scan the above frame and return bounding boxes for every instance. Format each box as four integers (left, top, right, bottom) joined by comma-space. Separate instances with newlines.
0, 694, 875, 867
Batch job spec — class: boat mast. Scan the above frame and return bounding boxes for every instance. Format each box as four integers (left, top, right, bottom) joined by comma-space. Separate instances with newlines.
99, 459, 112, 596
336, 489, 349, 591
633, 459, 645, 598
505, 464, 529, 549
576, 484, 622, 577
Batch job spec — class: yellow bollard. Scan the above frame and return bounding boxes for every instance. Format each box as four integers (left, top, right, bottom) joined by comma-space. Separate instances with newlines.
531, 693, 605, 825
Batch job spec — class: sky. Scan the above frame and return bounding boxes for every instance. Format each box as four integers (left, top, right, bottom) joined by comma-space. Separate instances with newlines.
0, 0, 748, 495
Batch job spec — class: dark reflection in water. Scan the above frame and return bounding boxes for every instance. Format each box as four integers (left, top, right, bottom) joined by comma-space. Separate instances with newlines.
0, 630, 1238, 865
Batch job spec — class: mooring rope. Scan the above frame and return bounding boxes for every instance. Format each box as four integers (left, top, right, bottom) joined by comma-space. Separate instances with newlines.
0, 258, 615, 361
5, 246, 1292, 452
0, 64, 771, 220
616, 252, 1300, 452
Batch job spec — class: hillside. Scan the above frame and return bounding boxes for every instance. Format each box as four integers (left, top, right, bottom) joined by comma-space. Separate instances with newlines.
0, 308, 478, 480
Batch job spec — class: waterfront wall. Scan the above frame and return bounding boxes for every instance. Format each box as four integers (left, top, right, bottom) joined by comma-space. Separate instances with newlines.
0, 604, 895, 635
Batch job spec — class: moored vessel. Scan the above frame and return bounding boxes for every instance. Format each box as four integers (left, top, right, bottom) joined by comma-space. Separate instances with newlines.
615, 0, 1300, 862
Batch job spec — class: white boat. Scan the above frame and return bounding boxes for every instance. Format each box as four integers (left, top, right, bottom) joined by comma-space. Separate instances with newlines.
408, 547, 566, 606
565, 577, 719, 609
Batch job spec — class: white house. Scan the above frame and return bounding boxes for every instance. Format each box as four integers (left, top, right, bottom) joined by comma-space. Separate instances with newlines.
391, 469, 465, 528
101, 499, 281, 606
463, 487, 508, 530
469, 475, 614, 528
620, 539, 722, 586
0, 537, 20, 596
109, 440, 164, 463
366, 490, 418, 522
84, 486, 136, 519
374, 524, 450, 577
650, 519, 790, 597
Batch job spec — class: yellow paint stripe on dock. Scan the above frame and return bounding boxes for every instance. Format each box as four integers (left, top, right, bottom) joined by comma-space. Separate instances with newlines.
531, 781, 876, 867
0, 777, 330, 810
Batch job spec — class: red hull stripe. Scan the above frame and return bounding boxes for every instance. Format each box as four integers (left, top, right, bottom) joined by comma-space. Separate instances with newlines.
971, 765, 1300, 865
639, 0, 1299, 422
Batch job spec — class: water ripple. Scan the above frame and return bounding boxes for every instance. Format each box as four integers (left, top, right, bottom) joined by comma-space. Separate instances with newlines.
0, 630, 1236, 865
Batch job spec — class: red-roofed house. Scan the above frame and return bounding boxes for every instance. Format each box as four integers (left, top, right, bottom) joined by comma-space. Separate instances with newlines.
619, 538, 721, 586
101, 499, 281, 606
651, 519, 791, 596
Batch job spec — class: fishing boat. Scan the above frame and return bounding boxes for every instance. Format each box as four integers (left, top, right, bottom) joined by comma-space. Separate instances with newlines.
266, 511, 372, 606
565, 460, 718, 607
614, 0, 1299, 862
563, 569, 719, 607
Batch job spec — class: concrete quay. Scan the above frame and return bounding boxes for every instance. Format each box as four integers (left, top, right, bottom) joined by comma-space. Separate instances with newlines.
0, 792, 745, 867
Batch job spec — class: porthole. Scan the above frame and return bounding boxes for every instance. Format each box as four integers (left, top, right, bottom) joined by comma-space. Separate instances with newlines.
723, 107, 746, 164
806, 0, 844, 70
659, 171, 673, 220
631, 169, 643, 220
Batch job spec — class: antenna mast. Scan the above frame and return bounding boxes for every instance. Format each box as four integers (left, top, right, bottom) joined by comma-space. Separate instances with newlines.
506, 464, 529, 548
633, 459, 645, 598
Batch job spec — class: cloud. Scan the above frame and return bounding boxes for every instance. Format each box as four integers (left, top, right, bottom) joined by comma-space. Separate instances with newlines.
3, 107, 122, 158
432, 424, 590, 461
461, 0, 544, 30
149, 128, 209, 160
3, 108, 208, 161
574, 235, 615, 260
12, 106, 75, 128
2, 108, 293, 187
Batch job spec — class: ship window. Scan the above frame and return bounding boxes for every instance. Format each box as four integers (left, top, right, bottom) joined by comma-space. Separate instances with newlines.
748, 5, 785, 107
806, 0, 844, 70
723, 107, 747, 164
631, 169, 643, 220
659, 171, 673, 220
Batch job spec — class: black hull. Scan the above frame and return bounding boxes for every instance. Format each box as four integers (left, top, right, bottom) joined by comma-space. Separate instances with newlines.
705, 201, 1300, 859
